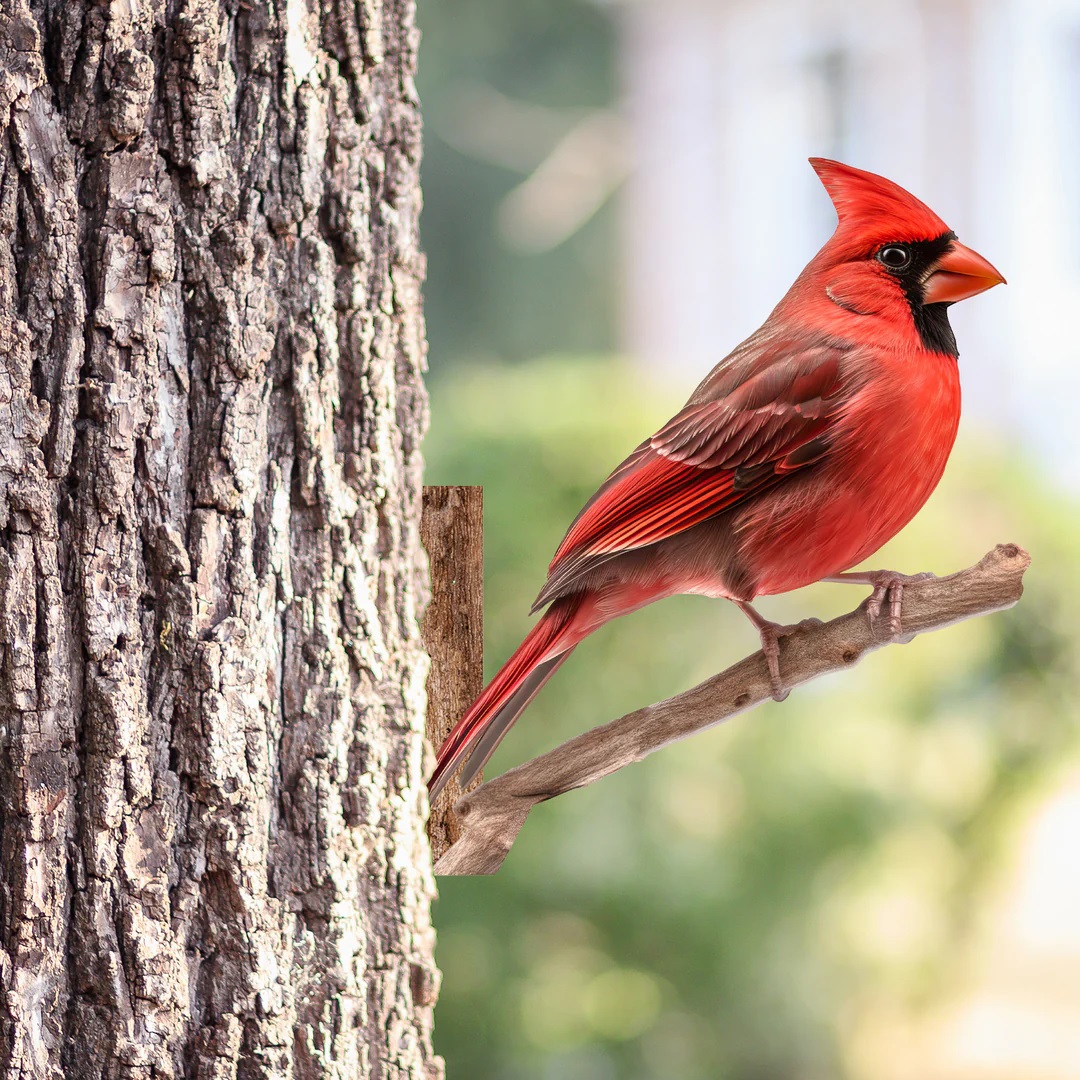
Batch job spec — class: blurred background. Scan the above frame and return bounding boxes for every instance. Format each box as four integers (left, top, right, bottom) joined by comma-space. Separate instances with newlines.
417, 1, 1080, 1077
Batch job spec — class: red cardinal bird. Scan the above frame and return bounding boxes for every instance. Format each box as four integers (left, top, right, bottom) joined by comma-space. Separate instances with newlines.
429, 159, 1004, 800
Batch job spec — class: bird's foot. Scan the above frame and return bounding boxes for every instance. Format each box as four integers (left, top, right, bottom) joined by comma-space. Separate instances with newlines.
828, 569, 936, 640
756, 618, 824, 701
736, 601, 822, 702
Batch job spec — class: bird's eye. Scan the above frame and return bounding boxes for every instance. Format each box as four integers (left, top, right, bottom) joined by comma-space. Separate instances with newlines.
878, 245, 912, 270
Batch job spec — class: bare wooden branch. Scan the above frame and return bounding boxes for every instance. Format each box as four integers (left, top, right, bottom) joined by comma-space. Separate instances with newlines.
421, 486, 485, 860
435, 543, 1030, 876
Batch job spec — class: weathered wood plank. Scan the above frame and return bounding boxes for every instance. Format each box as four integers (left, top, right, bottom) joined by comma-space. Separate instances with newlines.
421, 485, 484, 861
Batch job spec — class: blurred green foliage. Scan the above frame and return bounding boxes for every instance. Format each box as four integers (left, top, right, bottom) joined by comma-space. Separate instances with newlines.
425, 357, 1080, 1080
416, 0, 618, 370
413, 5, 1079, 1075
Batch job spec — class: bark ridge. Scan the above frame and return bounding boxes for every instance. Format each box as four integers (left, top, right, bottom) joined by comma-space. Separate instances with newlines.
0, 1, 439, 1075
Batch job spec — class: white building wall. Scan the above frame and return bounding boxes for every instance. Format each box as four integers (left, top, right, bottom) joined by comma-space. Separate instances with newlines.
617, 0, 1080, 488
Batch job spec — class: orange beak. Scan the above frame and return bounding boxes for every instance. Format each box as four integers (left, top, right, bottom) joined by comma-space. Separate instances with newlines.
922, 240, 1006, 304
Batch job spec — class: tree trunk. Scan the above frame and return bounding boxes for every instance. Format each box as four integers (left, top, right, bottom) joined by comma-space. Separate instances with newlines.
0, 0, 439, 1076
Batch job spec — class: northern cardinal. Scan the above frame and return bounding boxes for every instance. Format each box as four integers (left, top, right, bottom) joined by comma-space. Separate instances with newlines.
429, 159, 1004, 799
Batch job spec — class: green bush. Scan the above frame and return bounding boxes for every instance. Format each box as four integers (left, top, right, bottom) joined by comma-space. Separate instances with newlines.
425, 356, 1079, 1080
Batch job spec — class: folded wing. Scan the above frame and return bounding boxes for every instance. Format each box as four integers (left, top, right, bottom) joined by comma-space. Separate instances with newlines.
533, 340, 852, 609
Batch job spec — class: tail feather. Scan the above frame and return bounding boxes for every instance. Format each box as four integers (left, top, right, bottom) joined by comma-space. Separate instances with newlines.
429, 595, 583, 799
455, 650, 575, 791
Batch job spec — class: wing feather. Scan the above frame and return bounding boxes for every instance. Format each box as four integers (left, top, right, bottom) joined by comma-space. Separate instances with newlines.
533, 337, 854, 609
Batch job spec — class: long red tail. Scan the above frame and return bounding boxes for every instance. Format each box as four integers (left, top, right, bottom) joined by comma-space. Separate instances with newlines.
429, 594, 585, 799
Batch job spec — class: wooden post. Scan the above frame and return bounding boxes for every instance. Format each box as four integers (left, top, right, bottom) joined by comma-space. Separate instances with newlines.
421, 485, 484, 861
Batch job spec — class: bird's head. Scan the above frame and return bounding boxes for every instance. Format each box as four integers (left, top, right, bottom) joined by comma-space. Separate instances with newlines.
800, 158, 1005, 356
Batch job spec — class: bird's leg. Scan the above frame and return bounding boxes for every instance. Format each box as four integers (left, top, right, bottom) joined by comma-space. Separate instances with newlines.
734, 600, 823, 703
825, 569, 937, 639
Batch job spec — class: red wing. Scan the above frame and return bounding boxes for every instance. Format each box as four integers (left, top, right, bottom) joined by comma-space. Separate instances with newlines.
534, 342, 850, 608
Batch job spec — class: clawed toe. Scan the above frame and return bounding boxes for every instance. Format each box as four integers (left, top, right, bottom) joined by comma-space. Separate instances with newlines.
756, 626, 790, 702
854, 571, 932, 639
736, 601, 821, 702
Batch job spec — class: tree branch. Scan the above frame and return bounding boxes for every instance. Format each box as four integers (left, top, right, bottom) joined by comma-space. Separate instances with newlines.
434, 544, 1030, 876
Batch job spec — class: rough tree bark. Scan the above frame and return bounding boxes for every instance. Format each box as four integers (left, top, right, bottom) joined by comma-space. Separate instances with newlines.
0, 1, 439, 1077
